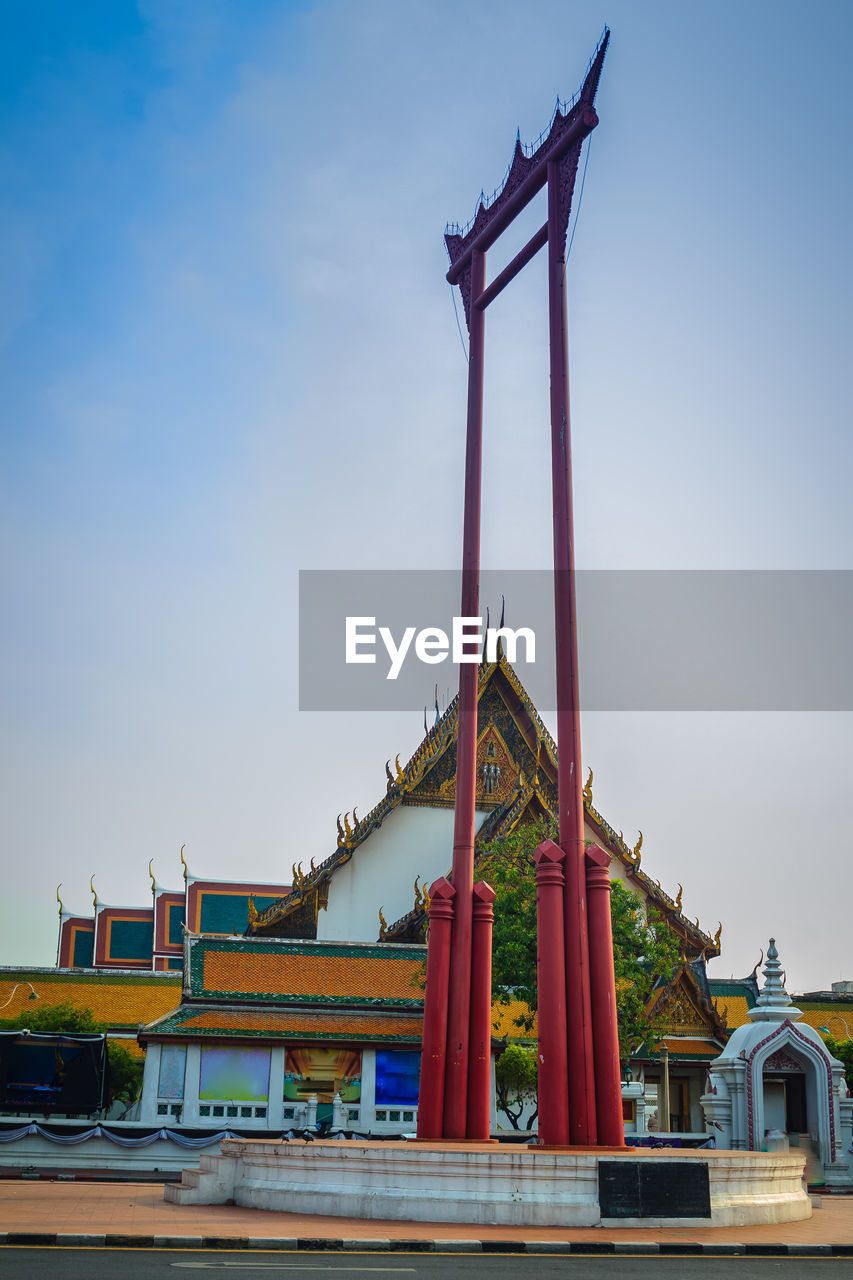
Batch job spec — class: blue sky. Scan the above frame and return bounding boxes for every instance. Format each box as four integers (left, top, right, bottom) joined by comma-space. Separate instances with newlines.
2, 1, 852, 989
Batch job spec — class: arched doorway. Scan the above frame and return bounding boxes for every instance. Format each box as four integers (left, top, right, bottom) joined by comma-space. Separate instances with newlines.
762, 1046, 807, 1137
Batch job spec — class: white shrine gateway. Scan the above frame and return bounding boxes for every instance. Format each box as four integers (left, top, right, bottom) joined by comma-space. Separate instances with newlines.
701, 940, 853, 1188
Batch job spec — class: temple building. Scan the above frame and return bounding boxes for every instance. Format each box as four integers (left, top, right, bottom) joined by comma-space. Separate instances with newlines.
57, 865, 290, 971
2, 654, 850, 1149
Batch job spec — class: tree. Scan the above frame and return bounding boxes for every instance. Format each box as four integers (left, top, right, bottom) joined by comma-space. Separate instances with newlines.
494, 1044, 538, 1131
484, 817, 681, 1064
826, 1037, 853, 1091
1, 1000, 98, 1034
105, 1041, 145, 1106
0, 1001, 143, 1105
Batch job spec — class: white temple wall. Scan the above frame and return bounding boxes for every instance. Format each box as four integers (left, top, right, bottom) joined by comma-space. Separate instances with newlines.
138, 1043, 162, 1126
319, 804, 490, 943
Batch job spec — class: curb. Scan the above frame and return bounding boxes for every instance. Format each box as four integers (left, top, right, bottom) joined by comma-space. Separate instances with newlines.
1, 1233, 852, 1255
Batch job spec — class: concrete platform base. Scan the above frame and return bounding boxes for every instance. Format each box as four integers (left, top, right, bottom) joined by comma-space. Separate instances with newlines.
165, 1139, 811, 1228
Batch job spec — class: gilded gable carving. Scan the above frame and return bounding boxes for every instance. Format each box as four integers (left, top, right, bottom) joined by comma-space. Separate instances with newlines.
656, 980, 713, 1038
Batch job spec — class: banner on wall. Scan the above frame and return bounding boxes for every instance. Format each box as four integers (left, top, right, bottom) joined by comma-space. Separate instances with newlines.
284, 1048, 361, 1103
375, 1049, 420, 1106
199, 1047, 271, 1102
0, 1032, 109, 1116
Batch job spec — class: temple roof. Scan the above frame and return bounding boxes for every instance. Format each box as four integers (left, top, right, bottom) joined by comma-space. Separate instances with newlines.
248, 653, 720, 955
0, 966, 181, 1033
711, 970, 853, 1039
137, 935, 426, 1046
140, 1004, 423, 1045
183, 936, 424, 1008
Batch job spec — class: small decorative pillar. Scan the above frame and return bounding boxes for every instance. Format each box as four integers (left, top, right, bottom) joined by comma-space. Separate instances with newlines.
585, 844, 625, 1146
416, 877, 456, 1139
534, 838, 569, 1145
467, 880, 496, 1139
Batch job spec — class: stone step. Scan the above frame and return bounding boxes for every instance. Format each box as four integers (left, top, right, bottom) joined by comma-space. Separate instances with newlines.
163, 1152, 238, 1205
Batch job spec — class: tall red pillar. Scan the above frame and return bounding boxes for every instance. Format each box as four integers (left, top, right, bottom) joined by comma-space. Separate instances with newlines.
585, 846, 625, 1146
416, 877, 455, 1140
534, 839, 570, 1146
547, 156, 596, 1145
443, 247, 487, 1138
467, 880, 496, 1140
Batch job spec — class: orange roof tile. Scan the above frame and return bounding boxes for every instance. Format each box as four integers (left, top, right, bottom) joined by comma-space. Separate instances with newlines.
108, 1037, 146, 1059
174, 1008, 423, 1039
713, 994, 751, 1028
201, 950, 423, 1001
797, 1008, 853, 1035
491, 1000, 537, 1039
661, 1038, 723, 1055
0, 971, 181, 1031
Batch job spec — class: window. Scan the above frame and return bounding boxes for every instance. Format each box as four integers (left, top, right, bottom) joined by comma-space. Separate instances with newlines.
158, 1045, 187, 1100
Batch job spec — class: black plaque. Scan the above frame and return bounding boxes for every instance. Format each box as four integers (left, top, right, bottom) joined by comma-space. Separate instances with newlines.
599, 1160, 711, 1218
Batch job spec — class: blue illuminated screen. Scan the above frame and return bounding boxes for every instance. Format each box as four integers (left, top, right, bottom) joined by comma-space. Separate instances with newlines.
375, 1049, 420, 1106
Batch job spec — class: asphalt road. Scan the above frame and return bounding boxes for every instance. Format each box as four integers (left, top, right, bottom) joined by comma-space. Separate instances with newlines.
2, 1252, 853, 1280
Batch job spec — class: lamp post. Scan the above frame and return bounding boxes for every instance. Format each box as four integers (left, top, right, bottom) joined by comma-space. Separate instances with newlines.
0, 982, 39, 1012
660, 1044, 671, 1134
819, 1017, 852, 1041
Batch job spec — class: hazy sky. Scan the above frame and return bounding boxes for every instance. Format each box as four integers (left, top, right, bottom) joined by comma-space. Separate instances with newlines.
2, 1, 852, 991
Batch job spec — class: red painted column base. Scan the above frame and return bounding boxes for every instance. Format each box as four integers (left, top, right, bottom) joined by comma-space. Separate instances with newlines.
535, 839, 570, 1145
416, 877, 455, 1140
585, 846, 625, 1147
467, 880, 496, 1140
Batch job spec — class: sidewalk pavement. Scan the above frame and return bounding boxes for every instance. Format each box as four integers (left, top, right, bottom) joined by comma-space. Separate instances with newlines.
0, 1180, 852, 1254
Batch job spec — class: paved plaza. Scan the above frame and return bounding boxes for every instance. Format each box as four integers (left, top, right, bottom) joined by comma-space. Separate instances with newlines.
0, 1179, 851, 1252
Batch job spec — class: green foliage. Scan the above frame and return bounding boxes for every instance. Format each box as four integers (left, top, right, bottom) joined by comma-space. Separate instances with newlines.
0, 1000, 98, 1034
106, 1041, 145, 1106
485, 821, 542, 1024
0, 1000, 143, 1106
609, 879, 681, 1062
484, 818, 682, 1064
494, 1043, 538, 1130
826, 1037, 853, 1090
